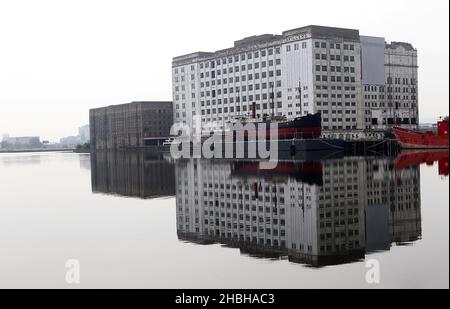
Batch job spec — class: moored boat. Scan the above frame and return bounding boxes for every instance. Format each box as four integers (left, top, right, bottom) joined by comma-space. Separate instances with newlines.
231, 110, 322, 140
392, 117, 449, 149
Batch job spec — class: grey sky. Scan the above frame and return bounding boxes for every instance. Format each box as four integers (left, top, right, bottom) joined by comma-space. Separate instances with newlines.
0, 0, 448, 141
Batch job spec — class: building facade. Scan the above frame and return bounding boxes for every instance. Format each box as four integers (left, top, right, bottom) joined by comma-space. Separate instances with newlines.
172, 25, 418, 137
89, 101, 173, 150
0, 136, 42, 149
362, 40, 418, 130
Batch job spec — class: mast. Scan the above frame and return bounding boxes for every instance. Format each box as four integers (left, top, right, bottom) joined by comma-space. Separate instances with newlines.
298, 80, 302, 116
270, 85, 275, 117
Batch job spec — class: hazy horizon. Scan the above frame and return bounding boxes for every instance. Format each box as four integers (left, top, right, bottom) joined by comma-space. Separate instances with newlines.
1, 0, 448, 142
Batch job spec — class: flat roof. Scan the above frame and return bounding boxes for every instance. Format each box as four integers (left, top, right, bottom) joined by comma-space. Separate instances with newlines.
90, 101, 172, 112
172, 25, 361, 66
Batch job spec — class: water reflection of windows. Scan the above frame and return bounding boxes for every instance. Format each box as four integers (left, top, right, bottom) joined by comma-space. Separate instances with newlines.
176, 158, 421, 267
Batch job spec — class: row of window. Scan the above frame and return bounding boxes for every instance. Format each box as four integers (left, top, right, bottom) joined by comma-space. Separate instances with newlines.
316, 75, 357, 83
316, 65, 355, 73
363, 95, 417, 102
366, 117, 417, 125
387, 77, 417, 85
199, 59, 282, 75
322, 117, 357, 122
317, 85, 355, 91
317, 103, 357, 109
197, 102, 284, 115
285, 42, 308, 52
365, 94, 386, 99
315, 41, 355, 50
364, 85, 417, 93
200, 69, 282, 81
317, 93, 357, 99
177, 98, 415, 110
323, 125, 357, 130
364, 102, 417, 108
200, 48, 282, 69
315, 53, 355, 61
174, 80, 284, 101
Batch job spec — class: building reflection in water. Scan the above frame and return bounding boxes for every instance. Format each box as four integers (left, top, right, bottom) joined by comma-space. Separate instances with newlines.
175, 156, 422, 267
90, 151, 175, 199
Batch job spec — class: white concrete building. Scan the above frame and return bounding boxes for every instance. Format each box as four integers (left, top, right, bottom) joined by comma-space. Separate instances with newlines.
362, 40, 418, 130
172, 25, 418, 137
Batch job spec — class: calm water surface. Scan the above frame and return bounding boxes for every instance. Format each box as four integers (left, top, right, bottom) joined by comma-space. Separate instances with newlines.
0, 151, 448, 288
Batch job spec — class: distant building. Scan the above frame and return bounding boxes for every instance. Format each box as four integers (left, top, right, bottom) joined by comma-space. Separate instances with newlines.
59, 124, 90, 147
78, 125, 90, 143
1, 136, 42, 149
89, 101, 173, 150
59, 135, 80, 147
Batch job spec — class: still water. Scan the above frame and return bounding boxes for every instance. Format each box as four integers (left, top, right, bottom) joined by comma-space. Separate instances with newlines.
0, 151, 448, 288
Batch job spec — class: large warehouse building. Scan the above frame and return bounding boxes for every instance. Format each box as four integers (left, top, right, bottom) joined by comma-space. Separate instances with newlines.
89, 101, 173, 150
172, 25, 418, 137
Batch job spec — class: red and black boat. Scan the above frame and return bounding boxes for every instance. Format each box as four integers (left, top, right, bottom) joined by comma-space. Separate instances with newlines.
392, 117, 449, 149
231, 108, 322, 140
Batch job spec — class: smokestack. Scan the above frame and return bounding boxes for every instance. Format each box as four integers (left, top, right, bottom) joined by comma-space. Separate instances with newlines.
252, 102, 256, 119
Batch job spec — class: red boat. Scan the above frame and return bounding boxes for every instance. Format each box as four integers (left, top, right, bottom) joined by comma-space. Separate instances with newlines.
394, 150, 449, 176
393, 117, 449, 149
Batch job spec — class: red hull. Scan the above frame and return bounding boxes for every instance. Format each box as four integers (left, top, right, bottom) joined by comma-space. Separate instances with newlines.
393, 127, 449, 149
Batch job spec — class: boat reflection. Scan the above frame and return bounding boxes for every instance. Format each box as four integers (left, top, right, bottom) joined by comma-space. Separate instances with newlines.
394, 150, 449, 176
175, 156, 422, 267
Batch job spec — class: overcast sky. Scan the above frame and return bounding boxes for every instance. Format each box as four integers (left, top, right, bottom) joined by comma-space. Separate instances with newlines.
0, 0, 448, 141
